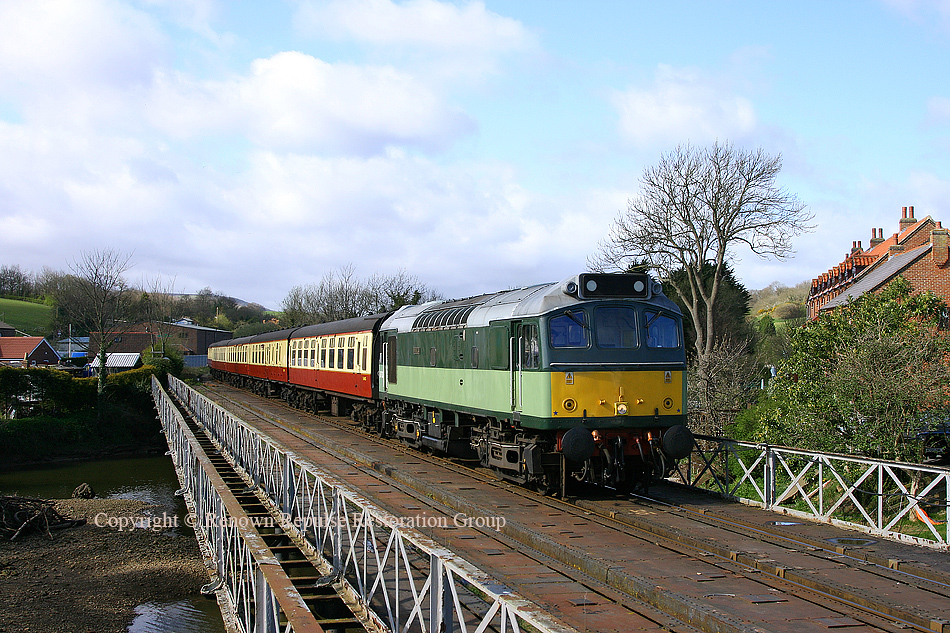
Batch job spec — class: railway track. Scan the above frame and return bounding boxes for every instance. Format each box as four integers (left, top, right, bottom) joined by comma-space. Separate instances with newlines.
193, 379, 950, 633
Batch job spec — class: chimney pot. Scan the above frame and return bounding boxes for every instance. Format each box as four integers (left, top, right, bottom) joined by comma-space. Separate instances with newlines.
909, 205, 915, 218
902, 206, 907, 218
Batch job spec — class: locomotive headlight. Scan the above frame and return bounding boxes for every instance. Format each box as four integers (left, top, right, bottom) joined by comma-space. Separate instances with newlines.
615, 402, 628, 415
562, 398, 577, 412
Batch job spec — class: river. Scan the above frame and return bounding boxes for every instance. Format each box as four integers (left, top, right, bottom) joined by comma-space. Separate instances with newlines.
0, 456, 227, 633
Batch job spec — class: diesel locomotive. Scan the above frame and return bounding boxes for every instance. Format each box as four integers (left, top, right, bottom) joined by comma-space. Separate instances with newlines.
208, 272, 694, 494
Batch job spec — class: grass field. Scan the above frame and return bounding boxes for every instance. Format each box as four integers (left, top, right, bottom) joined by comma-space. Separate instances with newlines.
0, 298, 52, 336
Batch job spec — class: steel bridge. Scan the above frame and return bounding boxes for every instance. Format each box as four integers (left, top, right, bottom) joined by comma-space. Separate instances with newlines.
153, 375, 575, 633
152, 375, 949, 632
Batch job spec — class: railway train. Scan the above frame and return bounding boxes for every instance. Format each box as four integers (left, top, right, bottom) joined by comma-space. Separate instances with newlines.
208, 272, 694, 494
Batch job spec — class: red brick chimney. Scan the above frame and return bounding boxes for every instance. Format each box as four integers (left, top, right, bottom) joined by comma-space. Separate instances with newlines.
899, 205, 916, 232
932, 225, 949, 267
869, 228, 884, 247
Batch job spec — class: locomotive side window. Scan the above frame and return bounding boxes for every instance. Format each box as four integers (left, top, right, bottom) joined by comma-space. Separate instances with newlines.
594, 307, 638, 348
645, 311, 680, 348
521, 324, 540, 369
549, 310, 589, 348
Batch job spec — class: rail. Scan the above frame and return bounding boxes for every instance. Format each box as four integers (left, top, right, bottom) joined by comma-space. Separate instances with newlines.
152, 376, 321, 633
674, 434, 950, 548
166, 375, 574, 633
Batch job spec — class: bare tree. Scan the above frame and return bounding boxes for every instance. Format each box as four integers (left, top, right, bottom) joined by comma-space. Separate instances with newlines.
366, 268, 442, 313
140, 274, 180, 357
0, 264, 35, 297
281, 265, 441, 326
594, 142, 812, 376
60, 249, 136, 401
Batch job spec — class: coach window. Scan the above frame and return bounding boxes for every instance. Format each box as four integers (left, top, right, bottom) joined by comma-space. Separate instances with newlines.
645, 310, 680, 348
328, 338, 335, 368
320, 339, 327, 368
337, 338, 345, 369
347, 336, 356, 370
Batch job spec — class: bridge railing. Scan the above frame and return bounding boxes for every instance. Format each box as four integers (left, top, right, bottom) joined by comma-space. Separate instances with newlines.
152, 377, 322, 633
167, 375, 574, 633
672, 434, 950, 548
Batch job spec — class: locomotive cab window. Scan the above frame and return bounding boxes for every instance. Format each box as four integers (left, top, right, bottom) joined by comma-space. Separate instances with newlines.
645, 310, 681, 348
549, 310, 589, 348
594, 307, 638, 349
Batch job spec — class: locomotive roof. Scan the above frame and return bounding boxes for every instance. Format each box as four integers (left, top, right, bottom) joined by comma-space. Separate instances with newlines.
381, 273, 680, 333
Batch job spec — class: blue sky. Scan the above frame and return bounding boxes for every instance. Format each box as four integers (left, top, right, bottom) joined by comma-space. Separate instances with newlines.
2, 0, 949, 309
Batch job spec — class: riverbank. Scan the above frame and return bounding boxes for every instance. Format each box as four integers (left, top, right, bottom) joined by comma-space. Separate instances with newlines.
0, 497, 214, 633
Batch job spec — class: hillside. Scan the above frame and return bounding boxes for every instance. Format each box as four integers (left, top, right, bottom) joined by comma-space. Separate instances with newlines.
0, 298, 52, 336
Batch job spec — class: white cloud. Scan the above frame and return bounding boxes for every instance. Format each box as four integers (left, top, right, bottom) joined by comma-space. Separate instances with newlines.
612, 64, 757, 148
296, 0, 530, 51
926, 96, 950, 123
148, 51, 474, 154
294, 0, 537, 81
881, 0, 950, 29
0, 0, 165, 94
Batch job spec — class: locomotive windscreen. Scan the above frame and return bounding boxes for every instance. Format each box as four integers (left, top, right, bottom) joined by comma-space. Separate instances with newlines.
577, 273, 651, 299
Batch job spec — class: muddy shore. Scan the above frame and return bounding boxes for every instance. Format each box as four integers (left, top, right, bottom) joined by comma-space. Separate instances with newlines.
0, 497, 214, 633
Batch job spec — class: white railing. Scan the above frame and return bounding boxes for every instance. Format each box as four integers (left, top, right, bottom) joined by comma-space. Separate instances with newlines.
674, 435, 950, 548
167, 375, 575, 633
152, 377, 321, 633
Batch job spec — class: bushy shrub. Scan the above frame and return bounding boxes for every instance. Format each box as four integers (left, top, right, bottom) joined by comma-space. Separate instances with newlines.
772, 302, 804, 320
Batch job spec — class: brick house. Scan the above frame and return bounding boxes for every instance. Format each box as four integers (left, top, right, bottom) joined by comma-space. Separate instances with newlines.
89, 320, 233, 357
0, 337, 61, 367
806, 205, 950, 319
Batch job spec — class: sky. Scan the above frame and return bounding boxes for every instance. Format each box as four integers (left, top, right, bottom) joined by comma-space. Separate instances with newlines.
2, 0, 950, 310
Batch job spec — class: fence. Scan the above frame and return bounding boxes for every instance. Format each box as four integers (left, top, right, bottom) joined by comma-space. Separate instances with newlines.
152, 376, 322, 633
165, 375, 574, 633
674, 435, 950, 548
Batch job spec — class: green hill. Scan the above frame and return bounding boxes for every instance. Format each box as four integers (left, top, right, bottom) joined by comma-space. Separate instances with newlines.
0, 298, 52, 336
